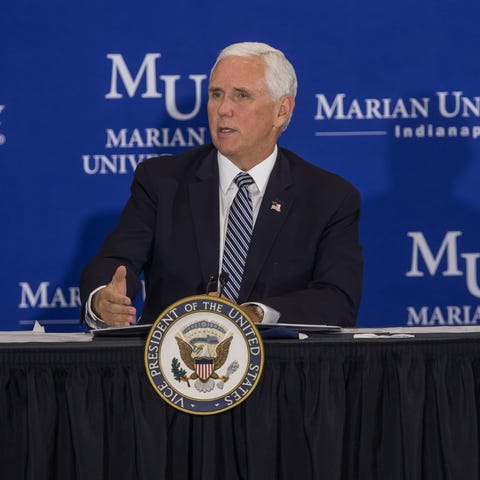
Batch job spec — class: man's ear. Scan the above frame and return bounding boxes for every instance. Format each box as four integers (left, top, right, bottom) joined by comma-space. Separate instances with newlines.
274, 95, 295, 129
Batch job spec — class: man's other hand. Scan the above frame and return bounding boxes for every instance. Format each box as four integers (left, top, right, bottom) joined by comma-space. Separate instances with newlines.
207, 292, 262, 323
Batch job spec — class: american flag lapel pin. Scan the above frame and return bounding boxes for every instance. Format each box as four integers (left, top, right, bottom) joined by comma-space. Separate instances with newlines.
271, 200, 282, 213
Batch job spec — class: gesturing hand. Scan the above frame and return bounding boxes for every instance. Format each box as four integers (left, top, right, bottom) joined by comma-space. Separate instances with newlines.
92, 265, 137, 327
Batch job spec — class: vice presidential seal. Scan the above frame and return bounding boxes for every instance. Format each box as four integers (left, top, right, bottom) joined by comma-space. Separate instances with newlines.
144, 295, 264, 415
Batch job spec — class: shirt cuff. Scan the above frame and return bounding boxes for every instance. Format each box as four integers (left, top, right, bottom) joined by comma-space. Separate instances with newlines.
242, 302, 280, 324
84, 285, 108, 329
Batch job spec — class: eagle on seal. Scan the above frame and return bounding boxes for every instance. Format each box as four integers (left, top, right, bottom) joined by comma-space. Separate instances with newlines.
175, 334, 233, 392
175, 334, 232, 377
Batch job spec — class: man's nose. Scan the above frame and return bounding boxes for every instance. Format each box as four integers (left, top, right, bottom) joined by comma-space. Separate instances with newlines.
217, 97, 234, 116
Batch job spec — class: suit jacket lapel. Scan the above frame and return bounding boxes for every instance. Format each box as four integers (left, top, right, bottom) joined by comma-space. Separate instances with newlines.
189, 150, 220, 286
239, 151, 294, 302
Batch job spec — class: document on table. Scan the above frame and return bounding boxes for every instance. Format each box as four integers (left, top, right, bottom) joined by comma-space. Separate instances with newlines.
0, 321, 93, 343
349, 325, 480, 339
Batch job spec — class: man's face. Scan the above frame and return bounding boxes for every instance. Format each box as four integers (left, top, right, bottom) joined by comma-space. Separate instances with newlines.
207, 55, 287, 170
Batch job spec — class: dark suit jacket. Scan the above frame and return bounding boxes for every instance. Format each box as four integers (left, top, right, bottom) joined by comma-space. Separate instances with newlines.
80, 144, 363, 326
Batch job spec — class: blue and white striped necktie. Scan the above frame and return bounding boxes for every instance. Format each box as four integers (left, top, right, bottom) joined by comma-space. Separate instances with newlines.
221, 172, 255, 302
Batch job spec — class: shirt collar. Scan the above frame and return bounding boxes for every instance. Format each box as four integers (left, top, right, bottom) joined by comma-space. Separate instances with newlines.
217, 145, 278, 195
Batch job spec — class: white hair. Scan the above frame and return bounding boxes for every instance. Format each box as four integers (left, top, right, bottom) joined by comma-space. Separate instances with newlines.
210, 42, 297, 131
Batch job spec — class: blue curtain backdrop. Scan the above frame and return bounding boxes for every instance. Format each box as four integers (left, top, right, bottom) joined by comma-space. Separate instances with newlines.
1, 0, 480, 331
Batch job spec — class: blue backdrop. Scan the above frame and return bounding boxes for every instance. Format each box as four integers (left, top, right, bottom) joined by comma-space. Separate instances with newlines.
2, 0, 480, 331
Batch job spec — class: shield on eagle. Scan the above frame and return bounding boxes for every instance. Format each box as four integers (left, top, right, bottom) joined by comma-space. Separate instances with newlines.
194, 357, 215, 380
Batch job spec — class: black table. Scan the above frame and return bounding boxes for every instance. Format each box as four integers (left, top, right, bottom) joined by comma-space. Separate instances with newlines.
1, 332, 480, 480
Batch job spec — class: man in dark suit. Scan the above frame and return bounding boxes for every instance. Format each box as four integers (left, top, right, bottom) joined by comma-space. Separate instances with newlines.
80, 42, 362, 328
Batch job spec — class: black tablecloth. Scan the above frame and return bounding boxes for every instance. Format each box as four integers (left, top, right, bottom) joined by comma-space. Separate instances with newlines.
1, 332, 480, 480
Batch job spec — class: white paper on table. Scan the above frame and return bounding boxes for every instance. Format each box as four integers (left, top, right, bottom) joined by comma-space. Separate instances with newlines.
0, 321, 92, 343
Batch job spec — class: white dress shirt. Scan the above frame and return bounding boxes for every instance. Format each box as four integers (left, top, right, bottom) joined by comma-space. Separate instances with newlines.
217, 147, 280, 324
